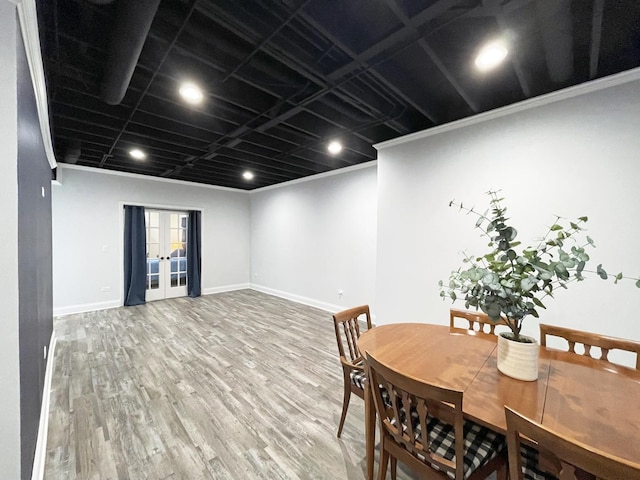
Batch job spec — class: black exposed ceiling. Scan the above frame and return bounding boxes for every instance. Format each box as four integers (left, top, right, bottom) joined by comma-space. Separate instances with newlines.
38, 0, 640, 190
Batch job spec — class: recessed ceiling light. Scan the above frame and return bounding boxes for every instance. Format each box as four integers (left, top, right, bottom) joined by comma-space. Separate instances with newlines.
328, 141, 342, 154
243, 171, 254, 180
475, 41, 508, 71
129, 148, 146, 160
179, 82, 204, 104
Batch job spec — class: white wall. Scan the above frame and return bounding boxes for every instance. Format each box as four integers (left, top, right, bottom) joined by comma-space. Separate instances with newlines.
0, 3, 22, 478
250, 164, 377, 313
52, 166, 251, 315
375, 71, 640, 365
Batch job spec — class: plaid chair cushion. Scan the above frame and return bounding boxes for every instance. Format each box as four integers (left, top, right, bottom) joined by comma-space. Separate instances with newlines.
520, 445, 558, 480
399, 413, 506, 480
350, 370, 366, 390
350, 370, 392, 406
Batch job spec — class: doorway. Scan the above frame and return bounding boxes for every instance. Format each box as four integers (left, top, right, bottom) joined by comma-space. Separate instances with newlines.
145, 210, 189, 301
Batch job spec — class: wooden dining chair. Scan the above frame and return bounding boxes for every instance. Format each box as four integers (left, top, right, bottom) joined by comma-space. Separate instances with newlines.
332, 305, 373, 437
366, 352, 508, 480
505, 406, 640, 480
450, 308, 507, 335
540, 324, 640, 369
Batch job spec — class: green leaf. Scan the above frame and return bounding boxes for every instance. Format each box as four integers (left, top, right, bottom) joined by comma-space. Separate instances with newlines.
521, 276, 537, 292
614, 272, 623, 284
532, 297, 546, 309
636, 279, 640, 288
550, 224, 563, 231
597, 264, 608, 280
578, 216, 588, 222
586, 236, 595, 246
570, 222, 578, 230
475, 217, 484, 227
449, 291, 457, 301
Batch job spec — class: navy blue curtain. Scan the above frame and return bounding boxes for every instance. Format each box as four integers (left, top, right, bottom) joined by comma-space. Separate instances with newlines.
123, 206, 146, 306
187, 210, 202, 297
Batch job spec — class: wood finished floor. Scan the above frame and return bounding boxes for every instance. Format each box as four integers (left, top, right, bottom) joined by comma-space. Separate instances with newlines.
44, 290, 424, 480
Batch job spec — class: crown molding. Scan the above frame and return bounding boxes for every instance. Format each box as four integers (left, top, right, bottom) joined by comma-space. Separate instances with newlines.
15, 0, 57, 169
57, 163, 248, 193
375, 67, 640, 151
250, 160, 377, 194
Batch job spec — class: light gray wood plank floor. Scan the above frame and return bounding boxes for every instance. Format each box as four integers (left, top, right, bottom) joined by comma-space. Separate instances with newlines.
45, 290, 498, 480
45, 290, 422, 479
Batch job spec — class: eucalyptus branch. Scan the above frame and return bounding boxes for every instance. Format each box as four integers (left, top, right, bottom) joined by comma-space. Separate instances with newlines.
440, 191, 640, 342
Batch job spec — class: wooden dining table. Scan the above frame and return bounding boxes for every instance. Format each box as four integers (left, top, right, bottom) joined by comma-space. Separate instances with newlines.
357, 323, 640, 480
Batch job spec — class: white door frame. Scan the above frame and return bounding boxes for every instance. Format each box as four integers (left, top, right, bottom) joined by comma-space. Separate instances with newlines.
118, 202, 203, 306
145, 210, 189, 301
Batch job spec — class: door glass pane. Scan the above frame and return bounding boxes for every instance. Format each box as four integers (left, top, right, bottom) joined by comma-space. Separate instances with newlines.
148, 243, 160, 259
146, 211, 161, 292
170, 228, 181, 249
149, 228, 159, 244
180, 214, 188, 287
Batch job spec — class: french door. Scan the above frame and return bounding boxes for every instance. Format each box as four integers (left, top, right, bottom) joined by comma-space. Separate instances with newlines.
145, 210, 189, 301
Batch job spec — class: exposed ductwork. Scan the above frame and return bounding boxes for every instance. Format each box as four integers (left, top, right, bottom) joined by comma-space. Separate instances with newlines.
536, 0, 574, 84
63, 141, 81, 164
100, 0, 161, 105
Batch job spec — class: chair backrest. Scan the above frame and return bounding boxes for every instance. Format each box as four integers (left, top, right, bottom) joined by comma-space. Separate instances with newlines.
505, 406, 640, 480
540, 324, 640, 369
332, 305, 372, 364
366, 352, 465, 480
449, 308, 506, 335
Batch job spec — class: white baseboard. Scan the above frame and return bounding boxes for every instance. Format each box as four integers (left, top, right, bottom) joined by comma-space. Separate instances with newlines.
202, 283, 251, 295
53, 285, 253, 316
250, 284, 343, 313
52, 284, 352, 318
31, 331, 57, 480
53, 300, 120, 317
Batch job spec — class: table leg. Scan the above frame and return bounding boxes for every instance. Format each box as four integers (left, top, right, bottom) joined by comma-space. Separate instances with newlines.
364, 378, 375, 480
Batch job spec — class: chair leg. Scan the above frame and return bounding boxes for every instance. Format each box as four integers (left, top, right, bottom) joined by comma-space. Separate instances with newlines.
378, 444, 389, 480
496, 461, 508, 480
337, 383, 351, 437
390, 456, 397, 480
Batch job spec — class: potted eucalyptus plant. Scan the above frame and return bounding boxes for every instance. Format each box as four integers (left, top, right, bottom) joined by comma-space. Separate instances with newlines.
439, 191, 639, 381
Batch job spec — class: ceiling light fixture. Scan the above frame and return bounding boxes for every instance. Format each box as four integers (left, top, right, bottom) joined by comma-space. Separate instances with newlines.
328, 141, 342, 154
179, 82, 204, 104
475, 41, 508, 71
243, 171, 254, 180
129, 148, 146, 160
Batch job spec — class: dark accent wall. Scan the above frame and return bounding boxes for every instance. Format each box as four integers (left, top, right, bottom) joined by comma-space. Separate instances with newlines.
16, 28, 54, 480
